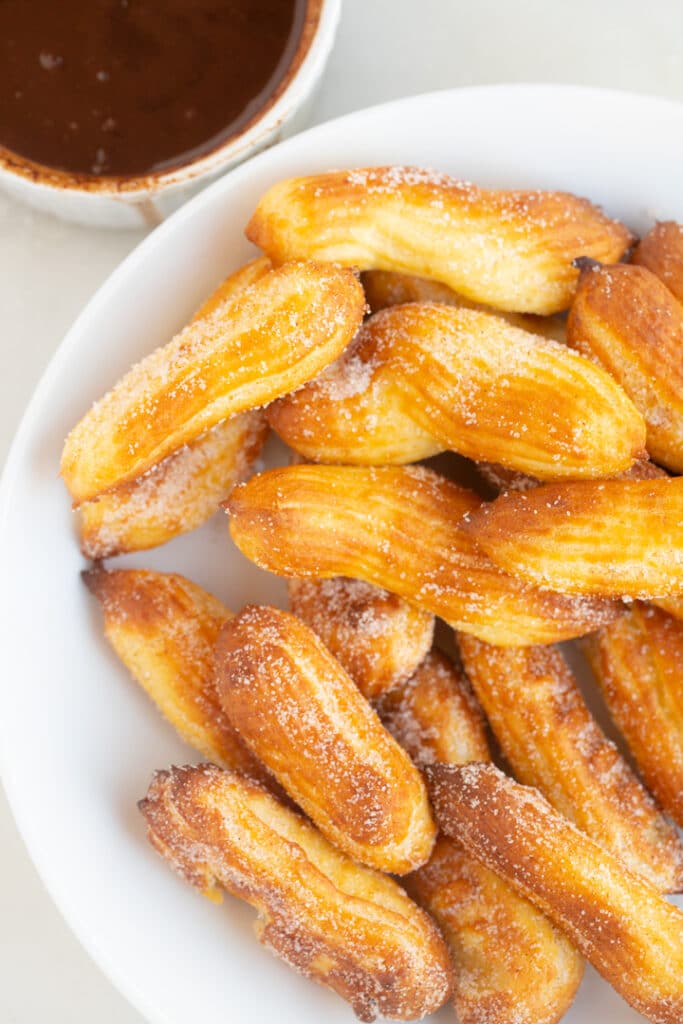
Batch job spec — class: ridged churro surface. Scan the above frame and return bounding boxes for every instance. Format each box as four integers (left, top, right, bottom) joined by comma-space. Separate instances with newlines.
140, 764, 452, 1021
458, 635, 683, 891
246, 167, 632, 314
61, 260, 365, 503
269, 303, 645, 478
213, 605, 436, 873
568, 260, 683, 471
584, 603, 683, 828
226, 464, 617, 646
288, 577, 434, 700
466, 478, 683, 597
426, 762, 683, 1024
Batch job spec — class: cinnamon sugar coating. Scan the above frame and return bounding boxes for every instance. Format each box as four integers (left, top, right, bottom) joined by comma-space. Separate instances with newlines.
376, 650, 489, 768
246, 167, 632, 314
140, 764, 452, 1021
426, 762, 683, 1024
80, 412, 267, 559
458, 635, 683, 892
61, 260, 365, 503
407, 836, 583, 1024
377, 651, 583, 1024
76, 258, 273, 555
288, 577, 434, 700
213, 605, 436, 874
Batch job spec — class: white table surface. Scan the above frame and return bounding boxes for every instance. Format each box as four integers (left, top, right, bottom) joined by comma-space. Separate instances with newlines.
2, 1, 683, 1020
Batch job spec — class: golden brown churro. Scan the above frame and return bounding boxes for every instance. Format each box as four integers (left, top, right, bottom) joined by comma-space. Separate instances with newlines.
226, 464, 617, 646
77, 257, 273, 556
377, 651, 584, 1024
633, 221, 683, 303
288, 577, 434, 700
268, 303, 645, 478
426, 762, 683, 1024
568, 260, 683, 472
246, 167, 632, 314
458, 635, 683, 891
83, 568, 272, 786
584, 602, 683, 828
213, 605, 437, 873
61, 260, 365, 503
140, 764, 452, 1022
465, 478, 683, 597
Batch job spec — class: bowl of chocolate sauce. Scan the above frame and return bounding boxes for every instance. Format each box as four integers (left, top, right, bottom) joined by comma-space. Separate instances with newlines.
0, 0, 339, 227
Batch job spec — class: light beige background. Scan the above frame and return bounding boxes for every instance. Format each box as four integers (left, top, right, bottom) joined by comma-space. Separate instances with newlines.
2, 1, 683, 1020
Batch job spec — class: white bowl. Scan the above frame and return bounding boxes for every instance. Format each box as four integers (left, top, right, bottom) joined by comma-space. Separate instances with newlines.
0, 0, 340, 229
1, 86, 682, 1024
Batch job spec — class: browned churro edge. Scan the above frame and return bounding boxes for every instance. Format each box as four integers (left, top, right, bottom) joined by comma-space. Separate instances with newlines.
61, 260, 365, 504
457, 634, 683, 892
426, 762, 683, 1024
633, 221, 683, 304
288, 577, 435, 699
377, 651, 583, 1024
464, 477, 683, 597
246, 167, 632, 313
213, 604, 436, 873
583, 602, 683, 828
139, 764, 453, 1021
82, 567, 277, 791
225, 464, 618, 646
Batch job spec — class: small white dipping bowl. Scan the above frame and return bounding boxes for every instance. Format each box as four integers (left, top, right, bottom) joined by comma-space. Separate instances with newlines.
0, 0, 340, 229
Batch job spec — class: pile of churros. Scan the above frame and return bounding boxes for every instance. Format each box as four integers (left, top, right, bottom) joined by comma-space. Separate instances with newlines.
62, 167, 683, 1023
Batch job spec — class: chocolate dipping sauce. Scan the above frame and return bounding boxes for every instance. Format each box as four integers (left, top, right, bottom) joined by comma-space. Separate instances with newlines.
0, 0, 307, 178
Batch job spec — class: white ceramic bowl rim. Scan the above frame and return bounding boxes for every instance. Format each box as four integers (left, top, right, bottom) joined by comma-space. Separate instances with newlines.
0, 0, 341, 198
